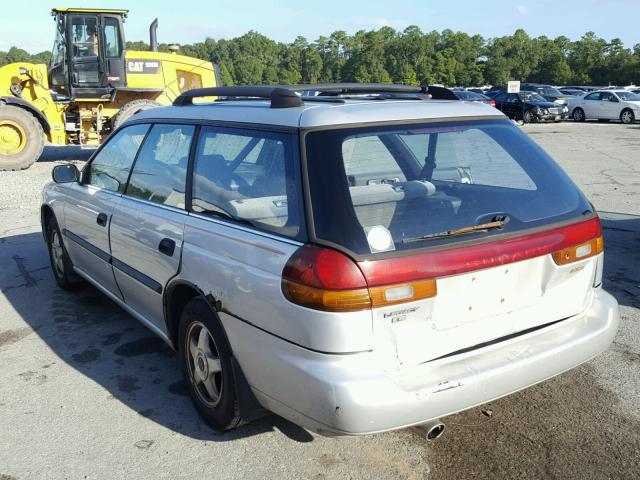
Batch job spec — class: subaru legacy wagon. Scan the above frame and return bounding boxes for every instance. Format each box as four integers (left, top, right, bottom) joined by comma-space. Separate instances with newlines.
42, 84, 619, 436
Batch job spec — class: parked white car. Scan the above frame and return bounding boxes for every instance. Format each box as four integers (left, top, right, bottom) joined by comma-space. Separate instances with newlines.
569, 90, 640, 124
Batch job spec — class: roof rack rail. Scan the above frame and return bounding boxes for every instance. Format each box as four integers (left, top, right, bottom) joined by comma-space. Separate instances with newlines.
172, 83, 459, 108
173, 86, 304, 108
288, 83, 458, 100
289, 83, 426, 94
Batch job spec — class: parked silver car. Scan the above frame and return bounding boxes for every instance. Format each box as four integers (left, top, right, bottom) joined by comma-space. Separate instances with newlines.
41, 84, 619, 436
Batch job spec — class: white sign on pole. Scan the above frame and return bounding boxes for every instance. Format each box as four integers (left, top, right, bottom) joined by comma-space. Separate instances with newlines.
507, 81, 521, 93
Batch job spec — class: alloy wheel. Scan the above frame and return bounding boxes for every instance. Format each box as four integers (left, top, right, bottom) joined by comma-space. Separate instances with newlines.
50, 230, 65, 278
186, 321, 223, 407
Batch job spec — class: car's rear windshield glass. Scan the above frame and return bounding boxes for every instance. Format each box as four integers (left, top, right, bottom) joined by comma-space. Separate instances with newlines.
305, 119, 592, 256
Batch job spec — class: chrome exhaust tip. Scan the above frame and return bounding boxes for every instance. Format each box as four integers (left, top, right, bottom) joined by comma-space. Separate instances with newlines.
413, 420, 445, 441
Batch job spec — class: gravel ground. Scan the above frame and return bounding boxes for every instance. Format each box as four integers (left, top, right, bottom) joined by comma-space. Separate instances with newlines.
0, 123, 639, 480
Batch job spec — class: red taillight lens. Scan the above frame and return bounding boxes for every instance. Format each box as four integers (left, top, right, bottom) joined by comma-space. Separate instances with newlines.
282, 245, 370, 312
282, 244, 367, 290
282, 245, 437, 312
490, 99, 496, 107
282, 217, 602, 312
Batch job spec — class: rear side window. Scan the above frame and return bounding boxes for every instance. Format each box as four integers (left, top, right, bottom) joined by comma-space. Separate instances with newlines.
191, 126, 303, 239
305, 120, 592, 256
126, 124, 194, 208
87, 123, 149, 192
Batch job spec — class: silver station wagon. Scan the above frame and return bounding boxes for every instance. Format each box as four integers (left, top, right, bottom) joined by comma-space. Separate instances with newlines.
41, 84, 619, 437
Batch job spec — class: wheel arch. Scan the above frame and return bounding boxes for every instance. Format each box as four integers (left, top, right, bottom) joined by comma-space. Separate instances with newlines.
164, 280, 267, 421
41, 204, 55, 241
620, 107, 634, 119
1, 96, 51, 134
163, 280, 205, 350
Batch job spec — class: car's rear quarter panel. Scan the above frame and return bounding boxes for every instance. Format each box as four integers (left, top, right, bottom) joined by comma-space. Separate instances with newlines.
179, 214, 374, 353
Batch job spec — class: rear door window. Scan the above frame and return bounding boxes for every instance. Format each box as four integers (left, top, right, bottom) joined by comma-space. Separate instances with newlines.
87, 123, 149, 192
125, 124, 194, 208
191, 126, 303, 239
305, 120, 592, 256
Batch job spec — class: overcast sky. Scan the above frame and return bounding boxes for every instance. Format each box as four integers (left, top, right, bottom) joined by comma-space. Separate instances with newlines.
3, 0, 639, 53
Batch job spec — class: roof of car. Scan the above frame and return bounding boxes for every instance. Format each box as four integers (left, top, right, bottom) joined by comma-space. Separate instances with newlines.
132, 98, 504, 129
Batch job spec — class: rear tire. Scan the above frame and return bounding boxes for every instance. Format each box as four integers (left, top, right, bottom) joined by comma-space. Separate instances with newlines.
0, 105, 45, 171
178, 296, 244, 431
112, 99, 161, 129
620, 109, 635, 125
46, 217, 85, 290
572, 107, 585, 122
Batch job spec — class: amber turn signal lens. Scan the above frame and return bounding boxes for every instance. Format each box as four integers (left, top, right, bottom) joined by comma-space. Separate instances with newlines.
552, 236, 603, 265
369, 279, 437, 307
282, 280, 372, 312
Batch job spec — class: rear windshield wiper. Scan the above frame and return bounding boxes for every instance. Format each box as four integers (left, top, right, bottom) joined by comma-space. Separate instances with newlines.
402, 219, 508, 244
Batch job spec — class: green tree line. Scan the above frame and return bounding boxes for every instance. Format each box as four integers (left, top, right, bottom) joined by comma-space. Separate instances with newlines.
3, 27, 639, 86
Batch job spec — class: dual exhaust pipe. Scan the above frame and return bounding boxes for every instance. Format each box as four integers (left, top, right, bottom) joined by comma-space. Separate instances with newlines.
413, 419, 445, 441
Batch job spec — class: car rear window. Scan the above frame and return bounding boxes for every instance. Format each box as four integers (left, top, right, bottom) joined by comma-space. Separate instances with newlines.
305, 119, 592, 256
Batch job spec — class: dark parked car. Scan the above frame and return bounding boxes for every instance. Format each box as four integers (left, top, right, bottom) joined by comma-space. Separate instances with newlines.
454, 90, 496, 106
560, 88, 585, 97
562, 85, 601, 93
493, 91, 568, 123
521, 84, 573, 105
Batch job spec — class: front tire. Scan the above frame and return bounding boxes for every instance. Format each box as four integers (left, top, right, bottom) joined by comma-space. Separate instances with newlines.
0, 105, 45, 171
620, 109, 635, 124
523, 110, 534, 124
178, 297, 244, 431
572, 107, 585, 122
46, 217, 84, 290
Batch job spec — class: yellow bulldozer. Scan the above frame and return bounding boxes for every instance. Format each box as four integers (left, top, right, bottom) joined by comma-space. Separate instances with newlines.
0, 7, 218, 170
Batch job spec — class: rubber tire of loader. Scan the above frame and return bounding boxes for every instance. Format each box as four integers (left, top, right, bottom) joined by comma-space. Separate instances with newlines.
112, 99, 162, 129
0, 105, 45, 171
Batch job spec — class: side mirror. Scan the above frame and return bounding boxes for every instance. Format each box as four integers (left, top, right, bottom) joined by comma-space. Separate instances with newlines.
611, 97, 619, 103
52, 164, 79, 183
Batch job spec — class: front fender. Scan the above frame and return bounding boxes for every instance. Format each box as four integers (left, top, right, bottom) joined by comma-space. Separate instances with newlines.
1, 95, 51, 133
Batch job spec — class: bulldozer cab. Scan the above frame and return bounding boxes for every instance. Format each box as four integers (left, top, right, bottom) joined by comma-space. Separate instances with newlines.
49, 8, 127, 99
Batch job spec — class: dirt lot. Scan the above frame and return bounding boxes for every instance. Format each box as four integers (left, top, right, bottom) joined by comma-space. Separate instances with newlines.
1, 122, 639, 480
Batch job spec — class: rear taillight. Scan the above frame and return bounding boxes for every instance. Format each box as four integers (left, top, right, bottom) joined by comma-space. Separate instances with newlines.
282, 217, 602, 312
552, 236, 604, 265
359, 217, 603, 285
282, 245, 436, 312
490, 99, 496, 107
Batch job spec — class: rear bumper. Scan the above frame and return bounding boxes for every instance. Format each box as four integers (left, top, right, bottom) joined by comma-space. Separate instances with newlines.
222, 289, 619, 436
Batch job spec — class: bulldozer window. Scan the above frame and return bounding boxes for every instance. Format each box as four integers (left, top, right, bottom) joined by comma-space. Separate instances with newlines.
51, 23, 66, 66
104, 18, 122, 58
71, 17, 99, 58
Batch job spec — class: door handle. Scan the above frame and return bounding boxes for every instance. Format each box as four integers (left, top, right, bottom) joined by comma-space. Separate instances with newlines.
96, 213, 108, 227
158, 238, 176, 257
